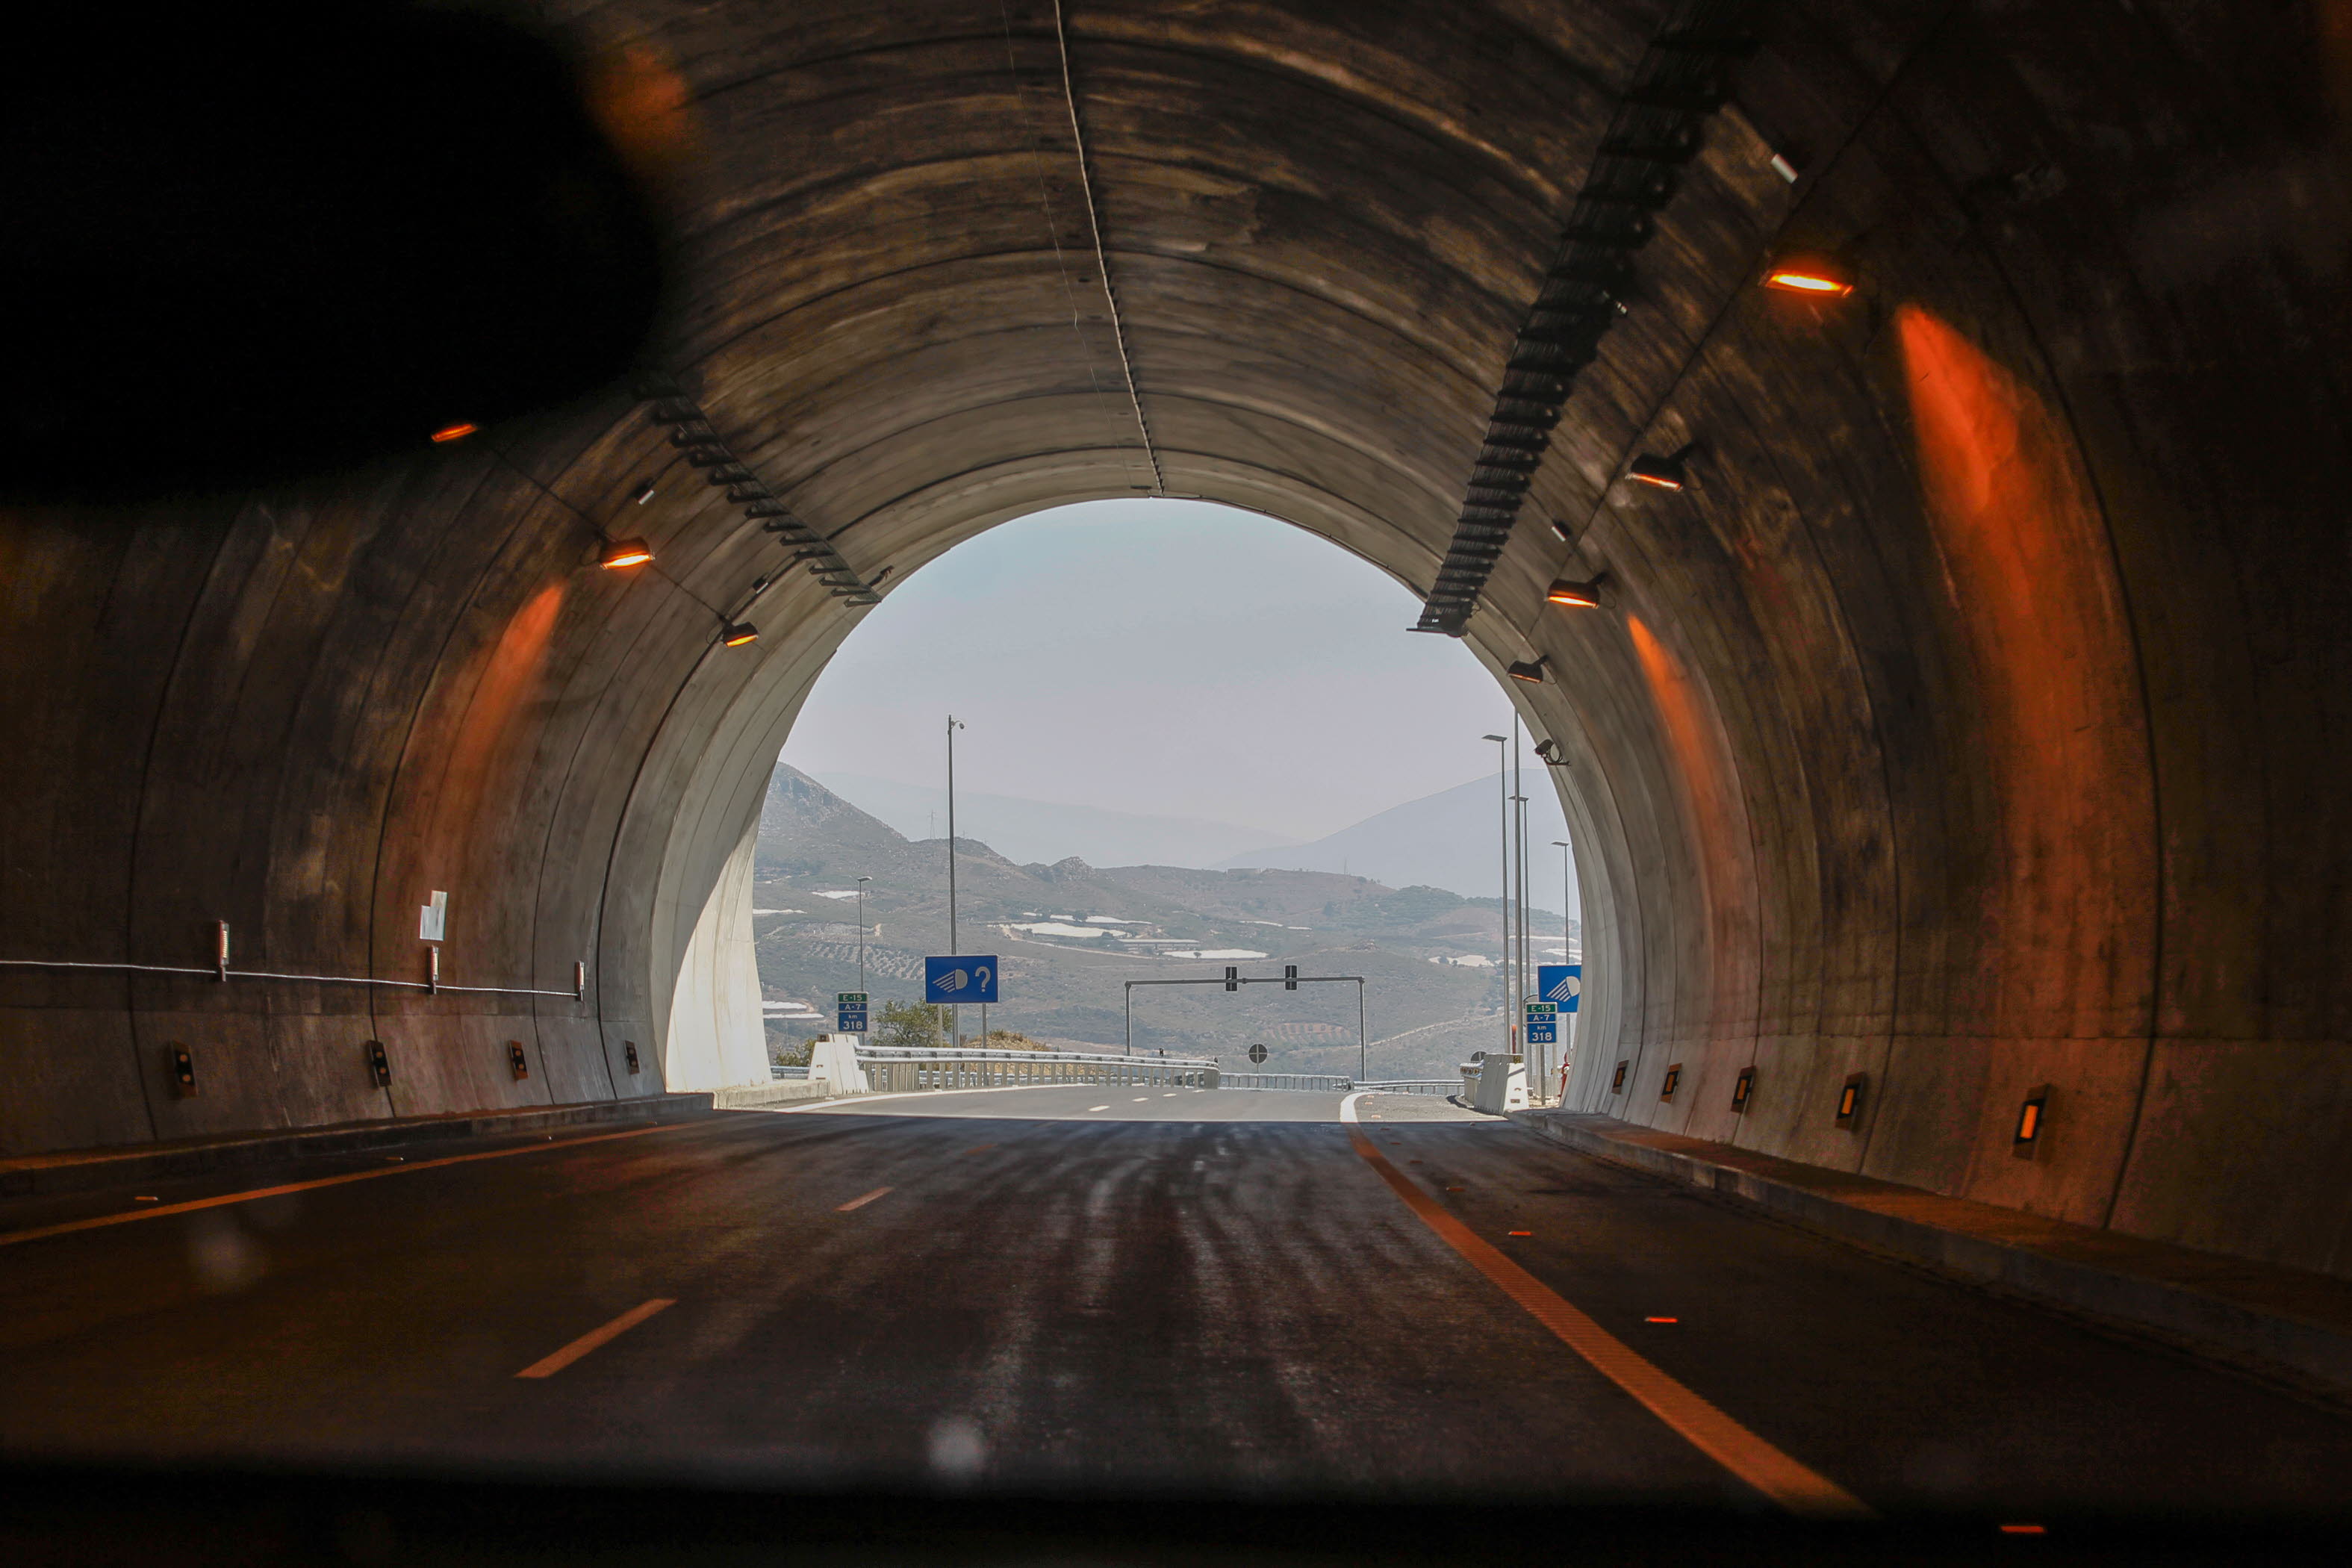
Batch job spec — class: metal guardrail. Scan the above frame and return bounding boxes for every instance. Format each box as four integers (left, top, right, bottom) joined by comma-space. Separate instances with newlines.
853, 1045, 1219, 1092
1219, 1073, 1352, 1092
1352, 1080, 1456, 1095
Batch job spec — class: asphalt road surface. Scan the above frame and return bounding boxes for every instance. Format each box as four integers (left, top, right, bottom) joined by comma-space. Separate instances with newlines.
3, 1086, 2350, 1517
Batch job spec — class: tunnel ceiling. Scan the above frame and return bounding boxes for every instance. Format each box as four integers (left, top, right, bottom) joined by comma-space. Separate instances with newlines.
2, 1, 2349, 1286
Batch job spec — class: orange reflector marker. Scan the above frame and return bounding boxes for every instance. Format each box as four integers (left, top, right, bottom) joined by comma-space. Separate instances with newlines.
1508, 1230, 1532, 1237
1999, 1525, 2047, 1536
1446, 1186, 1464, 1192
429, 422, 479, 444
1646, 1316, 1679, 1324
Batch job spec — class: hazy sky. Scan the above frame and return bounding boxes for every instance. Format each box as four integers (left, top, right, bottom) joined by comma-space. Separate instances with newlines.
780, 501, 1542, 841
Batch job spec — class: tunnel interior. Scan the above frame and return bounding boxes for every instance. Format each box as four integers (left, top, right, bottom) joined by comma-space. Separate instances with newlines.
1, 0, 2348, 1286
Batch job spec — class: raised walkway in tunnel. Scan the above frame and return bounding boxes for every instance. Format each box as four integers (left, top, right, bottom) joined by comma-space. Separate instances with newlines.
3, 1087, 2351, 1517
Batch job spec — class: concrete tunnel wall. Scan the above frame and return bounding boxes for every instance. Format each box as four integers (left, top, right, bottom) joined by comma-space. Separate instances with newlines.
0, 1, 2347, 1281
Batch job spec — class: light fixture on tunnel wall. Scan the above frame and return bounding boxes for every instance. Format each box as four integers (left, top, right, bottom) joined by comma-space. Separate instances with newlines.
1507, 657, 1549, 684
1732, 1065, 1756, 1113
1660, 1063, 1682, 1101
429, 421, 479, 444
1533, 738, 1569, 767
722, 622, 760, 648
1625, 444, 1696, 491
1835, 1071, 1866, 1129
1761, 250, 1857, 297
632, 479, 658, 505
2014, 1084, 2051, 1157
1611, 1060, 1628, 1094
1546, 576, 1608, 609
600, 538, 654, 569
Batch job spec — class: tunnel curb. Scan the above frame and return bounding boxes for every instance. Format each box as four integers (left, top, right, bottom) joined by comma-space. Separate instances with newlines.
0, 1095, 718, 1199
1519, 1111, 2352, 1400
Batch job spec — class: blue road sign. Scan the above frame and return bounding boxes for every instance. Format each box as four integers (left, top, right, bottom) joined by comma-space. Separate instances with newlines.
925, 955, 999, 1004
836, 1007, 868, 1032
1525, 1002, 1558, 1045
1537, 963, 1582, 1013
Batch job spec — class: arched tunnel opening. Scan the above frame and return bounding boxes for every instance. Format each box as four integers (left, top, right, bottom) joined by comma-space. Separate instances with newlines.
3, 0, 2351, 1551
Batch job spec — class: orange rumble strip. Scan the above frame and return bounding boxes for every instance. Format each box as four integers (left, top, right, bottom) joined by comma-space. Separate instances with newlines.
0, 1123, 688, 1249
514, 1298, 675, 1379
1337, 1096, 1871, 1520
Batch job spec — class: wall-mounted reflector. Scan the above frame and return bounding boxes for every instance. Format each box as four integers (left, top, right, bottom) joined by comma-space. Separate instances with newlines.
1611, 1060, 1628, 1093
508, 1042, 530, 1080
171, 1044, 197, 1097
1546, 578, 1605, 608
367, 1039, 392, 1088
1660, 1063, 1682, 1101
1732, 1065, 1755, 1112
429, 422, 479, 444
2014, 1083, 2050, 1154
1835, 1072, 1865, 1128
1762, 252, 1856, 296
623, 1040, 641, 1075
722, 622, 759, 647
1507, 658, 1548, 684
600, 538, 654, 569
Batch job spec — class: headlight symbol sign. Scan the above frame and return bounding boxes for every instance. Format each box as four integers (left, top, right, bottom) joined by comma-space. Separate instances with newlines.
925, 956, 1000, 1004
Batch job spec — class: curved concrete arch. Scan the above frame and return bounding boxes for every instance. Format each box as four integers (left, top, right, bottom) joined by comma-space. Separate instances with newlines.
2, 1, 2348, 1285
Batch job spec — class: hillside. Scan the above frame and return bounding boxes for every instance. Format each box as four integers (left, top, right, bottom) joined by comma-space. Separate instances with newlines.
750, 766, 1578, 1080
1218, 774, 1576, 905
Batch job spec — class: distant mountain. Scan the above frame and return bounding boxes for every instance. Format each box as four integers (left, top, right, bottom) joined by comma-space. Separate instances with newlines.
1218, 774, 1577, 909
810, 770, 1289, 871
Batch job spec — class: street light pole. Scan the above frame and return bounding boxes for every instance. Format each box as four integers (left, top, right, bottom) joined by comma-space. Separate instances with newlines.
1552, 839, 1572, 1104
1483, 732, 1510, 1057
856, 874, 871, 1004
945, 715, 965, 1045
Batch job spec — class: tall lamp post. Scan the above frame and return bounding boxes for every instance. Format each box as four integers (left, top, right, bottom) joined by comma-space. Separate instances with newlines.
1483, 732, 1511, 1056
945, 715, 965, 1046
855, 874, 871, 1004
1552, 840, 1573, 1104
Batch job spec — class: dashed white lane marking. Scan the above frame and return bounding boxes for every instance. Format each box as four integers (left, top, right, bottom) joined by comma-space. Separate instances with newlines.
514, 1298, 675, 1379
836, 1186, 894, 1211
1335, 1093, 1870, 1519
1132, 1097, 1150, 1103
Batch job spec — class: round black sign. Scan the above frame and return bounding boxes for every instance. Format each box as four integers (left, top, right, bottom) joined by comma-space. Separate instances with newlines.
1247, 1043, 1269, 1065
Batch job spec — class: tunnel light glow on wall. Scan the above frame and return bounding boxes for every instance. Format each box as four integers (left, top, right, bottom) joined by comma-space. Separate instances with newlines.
2014, 1083, 2050, 1154
1507, 657, 1549, 684
1732, 1065, 1755, 1112
1762, 252, 1856, 296
1625, 452, 1688, 490
1835, 1071, 1865, 1129
1546, 577, 1606, 608
722, 622, 760, 647
600, 538, 655, 569
429, 422, 479, 444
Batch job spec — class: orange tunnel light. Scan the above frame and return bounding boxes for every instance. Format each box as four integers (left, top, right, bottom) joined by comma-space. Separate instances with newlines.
722, 622, 760, 647
1547, 578, 1605, 608
1761, 251, 1856, 296
429, 421, 479, 444
600, 538, 655, 570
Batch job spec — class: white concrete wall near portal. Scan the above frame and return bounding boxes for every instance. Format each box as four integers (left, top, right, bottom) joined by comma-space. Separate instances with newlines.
659, 814, 771, 1092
